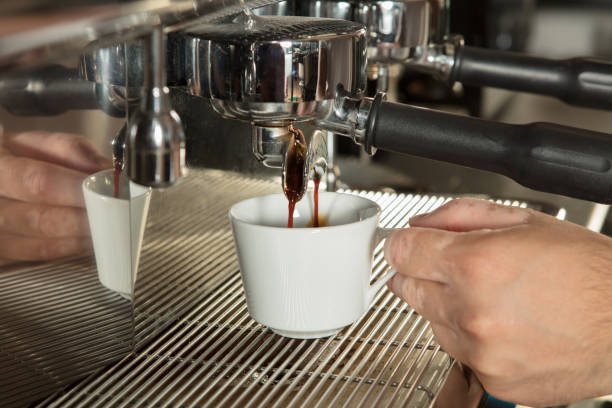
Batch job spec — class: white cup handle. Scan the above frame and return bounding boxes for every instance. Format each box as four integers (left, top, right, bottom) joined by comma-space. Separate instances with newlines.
375, 227, 394, 244
367, 228, 399, 305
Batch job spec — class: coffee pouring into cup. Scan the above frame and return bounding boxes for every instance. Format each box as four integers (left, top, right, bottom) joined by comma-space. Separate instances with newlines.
229, 191, 397, 339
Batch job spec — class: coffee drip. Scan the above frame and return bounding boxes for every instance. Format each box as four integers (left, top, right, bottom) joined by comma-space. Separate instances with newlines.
313, 177, 320, 227
282, 124, 307, 228
112, 124, 126, 199
113, 165, 121, 198
282, 125, 328, 228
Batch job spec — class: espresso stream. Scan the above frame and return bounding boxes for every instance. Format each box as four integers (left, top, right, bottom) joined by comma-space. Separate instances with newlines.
113, 165, 121, 198
313, 177, 320, 227
283, 125, 326, 228
283, 125, 307, 228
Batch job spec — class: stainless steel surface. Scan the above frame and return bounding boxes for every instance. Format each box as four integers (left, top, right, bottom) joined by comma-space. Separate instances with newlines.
355, 0, 431, 64
20, 169, 562, 407
252, 125, 292, 168
79, 35, 187, 88
253, 0, 296, 16
303, 0, 445, 47
0, 63, 132, 118
315, 92, 382, 150
302, 0, 432, 91
426, 0, 450, 43
0, 259, 133, 408
298, 0, 453, 83
304, 0, 354, 21
80, 41, 147, 88
411, 33, 464, 80
368, 63, 390, 93
0, 64, 97, 115
183, 15, 367, 126
252, 125, 328, 181
77, 2, 295, 90
0, 0, 285, 73
127, 27, 186, 187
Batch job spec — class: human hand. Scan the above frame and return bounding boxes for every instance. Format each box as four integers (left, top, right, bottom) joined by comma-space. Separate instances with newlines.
433, 363, 484, 408
0, 131, 111, 266
384, 198, 612, 407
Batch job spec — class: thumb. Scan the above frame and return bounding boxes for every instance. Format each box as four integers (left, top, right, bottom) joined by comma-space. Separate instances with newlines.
409, 198, 532, 232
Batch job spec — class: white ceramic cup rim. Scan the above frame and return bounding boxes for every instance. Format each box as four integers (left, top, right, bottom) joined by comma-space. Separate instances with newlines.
229, 192, 382, 230
82, 169, 151, 201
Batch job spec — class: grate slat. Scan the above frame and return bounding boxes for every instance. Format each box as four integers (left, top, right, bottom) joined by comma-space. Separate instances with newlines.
0, 169, 562, 408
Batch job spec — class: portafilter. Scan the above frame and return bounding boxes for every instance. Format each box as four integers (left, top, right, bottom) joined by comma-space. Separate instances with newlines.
182, 14, 366, 183
183, 14, 367, 125
182, 14, 612, 204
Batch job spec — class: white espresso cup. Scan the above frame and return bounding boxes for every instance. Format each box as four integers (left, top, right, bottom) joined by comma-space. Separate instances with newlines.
83, 169, 152, 298
229, 192, 397, 339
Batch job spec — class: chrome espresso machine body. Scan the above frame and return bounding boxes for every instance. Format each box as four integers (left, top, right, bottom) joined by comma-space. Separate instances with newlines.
2, 1, 612, 407
75, 0, 612, 203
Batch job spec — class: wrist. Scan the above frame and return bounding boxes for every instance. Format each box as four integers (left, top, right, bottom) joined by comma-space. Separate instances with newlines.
478, 393, 515, 408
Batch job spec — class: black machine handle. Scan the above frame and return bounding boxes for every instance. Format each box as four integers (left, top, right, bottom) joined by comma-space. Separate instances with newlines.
450, 45, 612, 111
366, 101, 612, 204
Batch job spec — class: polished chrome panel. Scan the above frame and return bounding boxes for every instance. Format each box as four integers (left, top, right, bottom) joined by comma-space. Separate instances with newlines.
304, 0, 354, 21
426, 0, 450, 43
253, 0, 296, 16
80, 41, 146, 87
0, 0, 284, 73
355, 0, 430, 64
127, 27, 186, 187
252, 125, 292, 168
315, 92, 383, 150
412, 34, 464, 80
298, 0, 451, 83
184, 16, 367, 125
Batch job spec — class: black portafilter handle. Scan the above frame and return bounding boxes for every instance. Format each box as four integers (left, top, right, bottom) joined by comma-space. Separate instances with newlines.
450, 46, 612, 111
365, 100, 612, 204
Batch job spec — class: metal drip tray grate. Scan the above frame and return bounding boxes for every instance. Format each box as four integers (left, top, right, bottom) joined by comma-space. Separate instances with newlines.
0, 256, 133, 407
9, 170, 560, 408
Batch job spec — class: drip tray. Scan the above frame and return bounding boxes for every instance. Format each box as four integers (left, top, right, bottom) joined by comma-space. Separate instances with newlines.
0, 170, 563, 408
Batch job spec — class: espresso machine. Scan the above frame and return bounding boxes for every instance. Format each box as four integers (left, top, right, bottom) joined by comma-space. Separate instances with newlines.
1, 1, 612, 407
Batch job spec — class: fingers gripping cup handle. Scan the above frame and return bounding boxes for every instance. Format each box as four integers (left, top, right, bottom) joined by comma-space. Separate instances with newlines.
367, 228, 398, 305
